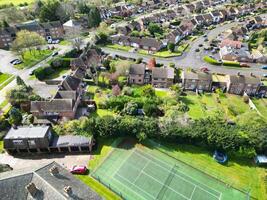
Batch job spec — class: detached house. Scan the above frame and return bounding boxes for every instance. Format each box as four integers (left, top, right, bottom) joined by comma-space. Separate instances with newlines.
181, 70, 212, 92
226, 73, 261, 96
128, 63, 146, 85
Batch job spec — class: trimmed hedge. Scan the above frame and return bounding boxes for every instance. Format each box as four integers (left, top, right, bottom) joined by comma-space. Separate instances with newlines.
223, 61, 241, 67
203, 56, 221, 65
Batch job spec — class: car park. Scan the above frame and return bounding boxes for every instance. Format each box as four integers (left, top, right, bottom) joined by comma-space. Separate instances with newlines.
70, 165, 87, 174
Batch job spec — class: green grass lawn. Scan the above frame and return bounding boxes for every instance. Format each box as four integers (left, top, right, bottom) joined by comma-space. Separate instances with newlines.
16, 49, 52, 69
76, 175, 122, 200
252, 98, 267, 119
0, 140, 4, 153
59, 40, 71, 46
106, 44, 132, 52
0, 73, 12, 85
182, 93, 252, 120
155, 89, 171, 98
153, 50, 182, 58
203, 56, 221, 65
0, 0, 34, 5
145, 140, 266, 200
0, 75, 15, 91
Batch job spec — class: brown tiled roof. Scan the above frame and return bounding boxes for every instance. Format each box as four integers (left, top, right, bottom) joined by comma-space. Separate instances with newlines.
31, 99, 74, 113
129, 64, 145, 75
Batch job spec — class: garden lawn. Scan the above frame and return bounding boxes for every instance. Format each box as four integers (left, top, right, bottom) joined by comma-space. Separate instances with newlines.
182, 93, 252, 120
59, 40, 71, 46
16, 49, 52, 69
252, 98, 267, 119
106, 44, 132, 52
0, 75, 15, 91
145, 140, 266, 200
153, 50, 182, 58
0, 140, 3, 153
0, 73, 12, 85
43, 68, 70, 80
155, 89, 171, 98
0, 0, 35, 5
76, 175, 121, 200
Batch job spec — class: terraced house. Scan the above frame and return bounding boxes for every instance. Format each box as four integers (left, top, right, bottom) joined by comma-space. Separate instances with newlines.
0, 21, 64, 49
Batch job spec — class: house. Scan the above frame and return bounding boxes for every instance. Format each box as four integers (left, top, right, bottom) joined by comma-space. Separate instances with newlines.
3, 126, 95, 154
210, 11, 223, 23
31, 75, 83, 120
219, 46, 253, 63
0, 21, 64, 48
202, 13, 214, 25
225, 73, 261, 96
0, 162, 101, 200
166, 29, 183, 44
152, 67, 174, 88
219, 39, 243, 49
194, 15, 205, 25
183, 4, 196, 13
128, 63, 146, 85
181, 70, 212, 91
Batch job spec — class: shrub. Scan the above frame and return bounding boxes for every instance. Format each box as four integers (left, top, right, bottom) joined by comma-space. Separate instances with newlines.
50, 58, 70, 69
203, 56, 221, 65
222, 61, 241, 67
34, 66, 55, 80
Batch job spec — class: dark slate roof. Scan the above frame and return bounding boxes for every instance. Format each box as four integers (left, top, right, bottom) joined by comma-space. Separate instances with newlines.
31, 99, 74, 113
72, 68, 86, 80
129, 64, 146, 75
4, 126, 50, 139
52, 135, 93, 147
60, 75, 81, 91
0, 162, 102, 200
54, 90, 78, 101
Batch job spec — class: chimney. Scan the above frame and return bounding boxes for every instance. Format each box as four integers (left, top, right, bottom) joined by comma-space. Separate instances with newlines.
49, 165, 59, 176
25, 182, 38, 197
63, 186, 72, 196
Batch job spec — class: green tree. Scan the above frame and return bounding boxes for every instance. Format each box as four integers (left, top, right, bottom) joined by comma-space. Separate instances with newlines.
141, 85, 155, 97
8, 107, 22, 125
122, 102, 139, 116
2, 20, 9, 28
16, 76, 26, 87
39, 0, 67, 22
167, 42, 175, 52
88, 6, 101, 28
148, 23, 163, 36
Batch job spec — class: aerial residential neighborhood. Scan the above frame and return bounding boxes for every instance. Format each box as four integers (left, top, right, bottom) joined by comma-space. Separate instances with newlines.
0, 0, 267, 200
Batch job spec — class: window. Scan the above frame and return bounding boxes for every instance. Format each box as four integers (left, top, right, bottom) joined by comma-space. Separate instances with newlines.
139, 79, 142, 82
28, 140, 36, 146
13, 140, 23, 145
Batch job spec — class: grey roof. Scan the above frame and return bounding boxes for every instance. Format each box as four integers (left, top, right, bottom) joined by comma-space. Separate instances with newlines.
54, 91, 78, 101
4, 126, 50, 139
0, 162, 102, 200
182, 70, 212, 81
60, 75, 81, 91
129, 63, 146, 75
227, 74, 261, 85
31, 99, 74, 113
52, 135, 93, 147
152, 67, 167, 79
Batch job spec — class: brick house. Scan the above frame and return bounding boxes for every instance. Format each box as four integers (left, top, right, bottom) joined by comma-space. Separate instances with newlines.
225, 73, 261, 96
152, 67, 174, 88
128, 63, 146, 85
31, 75, 83, 120
219, 46, 253, 63
181, 70, 212, 91
0, 21, 64, 49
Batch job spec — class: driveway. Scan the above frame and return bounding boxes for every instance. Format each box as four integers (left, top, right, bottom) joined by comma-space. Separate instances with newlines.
0, 152, 91, 170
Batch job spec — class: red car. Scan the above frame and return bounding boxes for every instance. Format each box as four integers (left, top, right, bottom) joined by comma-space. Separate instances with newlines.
70, 165, 87, 174
200, 67, 210, 72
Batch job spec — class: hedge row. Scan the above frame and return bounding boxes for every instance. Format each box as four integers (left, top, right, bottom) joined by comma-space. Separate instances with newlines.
203, 56, 221, 65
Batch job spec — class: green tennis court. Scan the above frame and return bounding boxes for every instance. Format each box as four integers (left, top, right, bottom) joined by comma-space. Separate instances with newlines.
92, 145, 248, 200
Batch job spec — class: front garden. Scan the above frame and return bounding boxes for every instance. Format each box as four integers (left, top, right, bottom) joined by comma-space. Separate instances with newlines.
203, 56, 241, 67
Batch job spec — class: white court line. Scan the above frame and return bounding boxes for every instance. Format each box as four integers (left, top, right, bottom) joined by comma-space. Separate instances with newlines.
189, 186, 196, 200
219, 192, 222, 200
135, 150, 221, 199
142, 170, 189, 200
133, 160, 150, 184
111, 149, 135, 177
116, 173, 155, 200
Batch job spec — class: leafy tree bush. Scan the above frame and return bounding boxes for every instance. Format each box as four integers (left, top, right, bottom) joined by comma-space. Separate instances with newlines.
8, 107, 22, 125
122, 102, 139, 116
167, 42, 175, 52
148, 23, 163, 36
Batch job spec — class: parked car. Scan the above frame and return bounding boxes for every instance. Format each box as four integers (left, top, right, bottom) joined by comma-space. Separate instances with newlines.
70, 165, 87, 174
200, 67, 209, 72
263, 74, 267, 78
10, 59, 20, 64
261, 66, 267, 70
240, 63, 250, 68
198, 44, 203, 47
12, 59, 23, 65
52, 52, 59, 57
29, 70, 35, 76
195, 48, 200, 52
